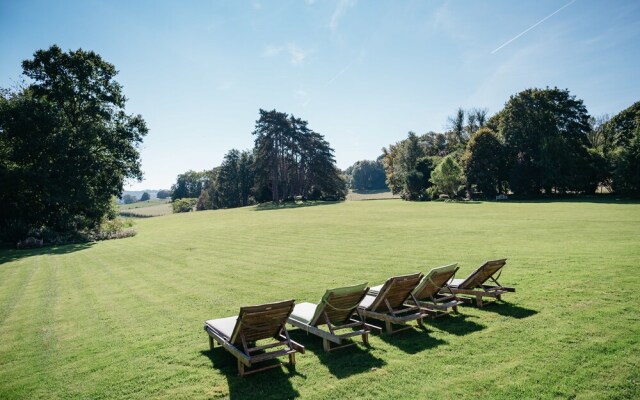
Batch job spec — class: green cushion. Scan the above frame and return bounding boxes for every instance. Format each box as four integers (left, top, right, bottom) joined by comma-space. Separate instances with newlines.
311, 282, 369, 325
413, 263, 458, 295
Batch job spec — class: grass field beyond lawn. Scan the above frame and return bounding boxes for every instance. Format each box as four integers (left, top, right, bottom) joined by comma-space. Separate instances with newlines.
118, 199, 172, 217
1, 199, 639, 399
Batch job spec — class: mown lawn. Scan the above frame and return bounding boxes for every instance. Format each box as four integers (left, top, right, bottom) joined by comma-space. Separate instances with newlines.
0, 199, 639, 399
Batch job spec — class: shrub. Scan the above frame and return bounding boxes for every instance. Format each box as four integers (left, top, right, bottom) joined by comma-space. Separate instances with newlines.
172, 198, 197, 213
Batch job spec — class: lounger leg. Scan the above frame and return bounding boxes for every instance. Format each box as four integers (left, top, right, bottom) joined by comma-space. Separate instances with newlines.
238, 360, 245, 377
476, 295, 483, 307
453, 305, 459, 314
496, 294, 502, 301
385, 321, 393, 335
323, 338, 331, 352
362, 332, 369, 347
208, 336, 214, 350
289, 352, 296, 366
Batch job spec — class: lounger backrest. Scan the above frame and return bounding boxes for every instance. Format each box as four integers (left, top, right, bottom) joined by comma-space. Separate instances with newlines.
368, 272, 423, 312
412, 263, 459, 299
457, 259, 507, 289
310, 282, 369, 326
230, 299, 295, 344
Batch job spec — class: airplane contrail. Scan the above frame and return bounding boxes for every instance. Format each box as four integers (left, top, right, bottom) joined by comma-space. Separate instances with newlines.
491, 0, 577, 54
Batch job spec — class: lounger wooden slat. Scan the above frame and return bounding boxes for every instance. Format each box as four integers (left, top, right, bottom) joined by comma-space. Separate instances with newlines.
204, 299, 305, 376
445, 259, 516, 307
357, 273, 426, 335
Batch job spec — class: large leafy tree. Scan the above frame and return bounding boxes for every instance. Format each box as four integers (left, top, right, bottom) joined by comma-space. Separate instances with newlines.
349, 159, 387, 191
0, 45, 147, 240
498, 88, 593, 195
461, 128, 508, 198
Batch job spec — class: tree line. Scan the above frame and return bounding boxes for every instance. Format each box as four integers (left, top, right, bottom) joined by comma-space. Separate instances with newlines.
170, 109, 347, 211
2, 46, 637, 243
374, 88, 639, 200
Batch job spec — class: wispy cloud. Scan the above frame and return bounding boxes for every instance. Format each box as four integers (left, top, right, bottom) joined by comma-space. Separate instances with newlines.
263, 43, 312, 66
330, 0, 357, 33
304, 0, 316, 5
491, 0, 577, 54
262, 44, 284, 57
287, 43, 310, 66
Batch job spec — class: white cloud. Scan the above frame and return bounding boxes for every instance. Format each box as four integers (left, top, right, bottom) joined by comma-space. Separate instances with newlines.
330, 0, 357, 33
287, 43, 310, 66
304, 0, 316, 5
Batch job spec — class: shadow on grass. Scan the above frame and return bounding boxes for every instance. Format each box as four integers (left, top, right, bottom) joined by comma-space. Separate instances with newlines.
374, 323, 447, 354
465, 302, 538, 319
428, 314, 486, 336
503, 194, 640, 205
253, 201, 340, 211
0, 242, 94, 265
201, 348, 302, 399
289, 330, 385, 379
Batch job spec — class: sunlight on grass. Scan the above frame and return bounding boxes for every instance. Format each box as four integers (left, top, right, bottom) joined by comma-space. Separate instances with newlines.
1, 200, 638, 399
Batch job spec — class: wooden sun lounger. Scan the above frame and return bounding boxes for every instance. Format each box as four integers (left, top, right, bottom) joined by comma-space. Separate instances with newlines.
204, 299, 305, 376
369, 264, 463, 318
358, 272, 426, 334
445, 259, 515, 307
412, 263, 464, 317
287, 283, 377, 352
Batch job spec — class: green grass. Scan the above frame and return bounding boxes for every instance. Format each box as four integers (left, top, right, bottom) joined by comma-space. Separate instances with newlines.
1, 199, 639, 399
346, 189, 399, 201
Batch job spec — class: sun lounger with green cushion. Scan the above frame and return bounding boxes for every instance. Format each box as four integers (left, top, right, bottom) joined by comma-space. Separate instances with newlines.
445, 259, 515, 307
358, 272, 425, 334
204, 299, 305, 376
287, 282, 376, 352
412, 263, 464, 317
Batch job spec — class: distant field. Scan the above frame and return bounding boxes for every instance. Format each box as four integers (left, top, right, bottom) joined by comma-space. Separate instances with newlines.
1, 199, 639, 399
118, 199, 172, 217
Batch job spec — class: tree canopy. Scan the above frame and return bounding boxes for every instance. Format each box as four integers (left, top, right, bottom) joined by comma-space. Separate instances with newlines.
252, 109, 346, 202
0, 45, 147, 241
170, 170, 211, 201
348, 159, 388, 191
461, 128, 507, 198
499, 87, 594, 195
380, 89, 640, 200
605, 101, 640, 195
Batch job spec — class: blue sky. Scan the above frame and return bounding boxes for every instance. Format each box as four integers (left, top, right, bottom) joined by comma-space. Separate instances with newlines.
1, 0, 639, 190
